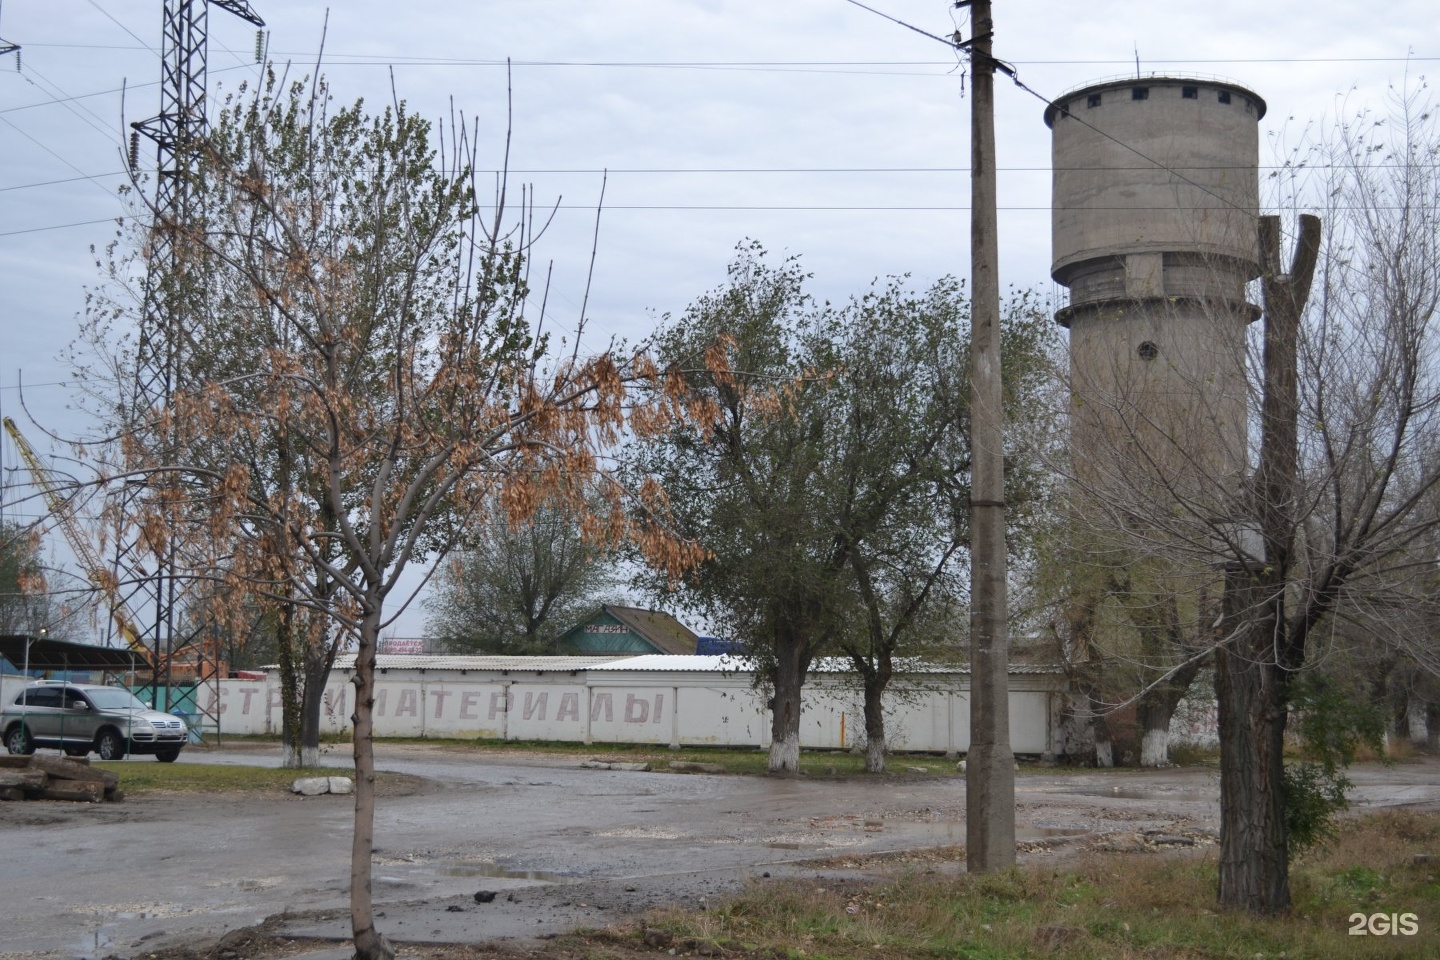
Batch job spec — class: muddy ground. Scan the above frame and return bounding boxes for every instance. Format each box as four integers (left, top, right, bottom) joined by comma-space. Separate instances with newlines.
1, 744, 1436, 960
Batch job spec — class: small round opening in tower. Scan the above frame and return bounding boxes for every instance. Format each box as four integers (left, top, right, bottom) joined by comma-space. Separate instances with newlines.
1137, 341, 1159, 361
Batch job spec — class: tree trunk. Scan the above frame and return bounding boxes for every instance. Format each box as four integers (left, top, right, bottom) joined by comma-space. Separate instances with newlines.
1427, 704, 1439, 753
1094, 735, 1113, 768
275, 439, 304, 769
300, 610, 341, 768
1137, 685, 1175, 768
1402, 696, 1425, 750
861, 668, 890, 774
1089, 689, 1114, 768
768, 633, 808, 775
1137, 655, 1206, 767
1138, 713, 1169, 769
350, 607, 394, 960
298, 650, 330, 768
276, 602, 304, 769
1213, 213, 1320, 915
1216, 570, 1291, 914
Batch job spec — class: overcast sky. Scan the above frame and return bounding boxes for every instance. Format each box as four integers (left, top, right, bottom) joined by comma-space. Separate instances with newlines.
2, 1, 1435, 642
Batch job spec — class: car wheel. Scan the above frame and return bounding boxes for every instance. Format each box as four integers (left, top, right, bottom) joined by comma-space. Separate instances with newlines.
155, 748, 181, 763
4, 724, 35, 756
95, 728, 127, 761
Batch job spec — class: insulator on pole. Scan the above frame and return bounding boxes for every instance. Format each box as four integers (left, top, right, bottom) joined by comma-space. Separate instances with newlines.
129, 130, 141, 172
254, 29, 264, 64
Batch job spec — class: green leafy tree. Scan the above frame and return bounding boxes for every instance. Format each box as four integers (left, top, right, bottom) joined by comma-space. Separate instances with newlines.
424, 494, 615, 654
633, 244, 1056, 773
825, 279, 1056, 772
634, 245, 835, 774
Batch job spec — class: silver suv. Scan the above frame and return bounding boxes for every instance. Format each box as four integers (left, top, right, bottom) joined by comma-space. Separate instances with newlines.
1, 682, 188, 762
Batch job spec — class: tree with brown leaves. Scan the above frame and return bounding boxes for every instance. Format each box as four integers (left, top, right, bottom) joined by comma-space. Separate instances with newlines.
84, 68, 700, 960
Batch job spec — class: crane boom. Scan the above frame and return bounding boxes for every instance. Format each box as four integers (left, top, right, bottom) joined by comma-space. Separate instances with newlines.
3, 417, 153, 664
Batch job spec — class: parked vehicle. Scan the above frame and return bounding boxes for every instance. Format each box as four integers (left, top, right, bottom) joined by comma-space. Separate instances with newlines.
1, 682, 187, 762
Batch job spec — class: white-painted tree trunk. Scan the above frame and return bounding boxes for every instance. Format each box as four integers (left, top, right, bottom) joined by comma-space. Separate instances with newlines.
865, 735, 886, 774
300, 744, 321, 767
1094, 738, 1113, 768
1408, 700, 1429, 748
1140, 726, 1170, 767
769, 732, 800, 774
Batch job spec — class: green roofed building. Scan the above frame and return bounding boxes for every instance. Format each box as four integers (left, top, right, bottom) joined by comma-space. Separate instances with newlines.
556, 605, 698, 656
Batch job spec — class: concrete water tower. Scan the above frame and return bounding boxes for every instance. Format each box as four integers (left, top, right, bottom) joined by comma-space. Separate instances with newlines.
1045, 77, 1264, 504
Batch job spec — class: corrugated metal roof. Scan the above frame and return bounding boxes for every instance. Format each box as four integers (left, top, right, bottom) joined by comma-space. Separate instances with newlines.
587, 655, 1065, 676
588, 654, 755, 672
326, 654, 627, 672
293, 653, 1064, 676
0, 635, 146, 672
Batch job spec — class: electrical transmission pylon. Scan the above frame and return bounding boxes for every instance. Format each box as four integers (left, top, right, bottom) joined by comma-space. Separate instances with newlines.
0, 1, 20, 64
119, 1, 264, 721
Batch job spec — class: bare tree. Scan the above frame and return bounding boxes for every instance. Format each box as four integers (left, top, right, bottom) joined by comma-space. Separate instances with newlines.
1212, 83, 1440, 912
1064, 84, 1440, 912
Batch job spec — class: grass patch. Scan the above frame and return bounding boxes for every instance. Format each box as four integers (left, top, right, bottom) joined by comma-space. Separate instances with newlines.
441, 738, 886, 777
1168, 741, 1220, 766
92, 761, 419, 796
634, 810, 1440, 959
189, 734, 973, 776
301, 737, 927, 777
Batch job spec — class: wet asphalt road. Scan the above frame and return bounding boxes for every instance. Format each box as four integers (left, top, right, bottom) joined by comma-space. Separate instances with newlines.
0, 744, 1435, 959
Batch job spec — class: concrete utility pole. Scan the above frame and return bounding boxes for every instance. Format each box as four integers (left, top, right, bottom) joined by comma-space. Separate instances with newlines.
962, 0, 1016, 873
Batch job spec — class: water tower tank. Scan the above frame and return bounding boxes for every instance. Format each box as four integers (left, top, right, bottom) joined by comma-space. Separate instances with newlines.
1045, 77, 1265, 492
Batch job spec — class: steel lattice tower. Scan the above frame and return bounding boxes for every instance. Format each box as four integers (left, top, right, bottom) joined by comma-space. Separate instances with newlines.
120, 1, 263, 717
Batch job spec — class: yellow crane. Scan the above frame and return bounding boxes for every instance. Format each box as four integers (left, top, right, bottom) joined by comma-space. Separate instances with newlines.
3, 416, 154, 666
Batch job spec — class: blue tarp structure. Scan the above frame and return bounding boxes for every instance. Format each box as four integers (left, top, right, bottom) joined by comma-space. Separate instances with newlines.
695, 636, 745, 655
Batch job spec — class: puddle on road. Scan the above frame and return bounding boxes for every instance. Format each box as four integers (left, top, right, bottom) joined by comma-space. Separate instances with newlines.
69, 927, 114, 960
1061, 787, 1216, 803
437, 862, 563, 881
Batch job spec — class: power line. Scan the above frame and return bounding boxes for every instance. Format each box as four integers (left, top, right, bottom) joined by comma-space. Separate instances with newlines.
834, 1, 1261, 224
12, 62, 124, 146
0, 117, 123, 206
0, 171, 128, 192
4, 165, 1407, 195
6, 162, 1432, 196
840, 0, 960, 49
7, 198, 1430, 239
83, 0, 157, 57
13, 44, 1440, 68
0, 217, 123, 238
0, 63, 254, 117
